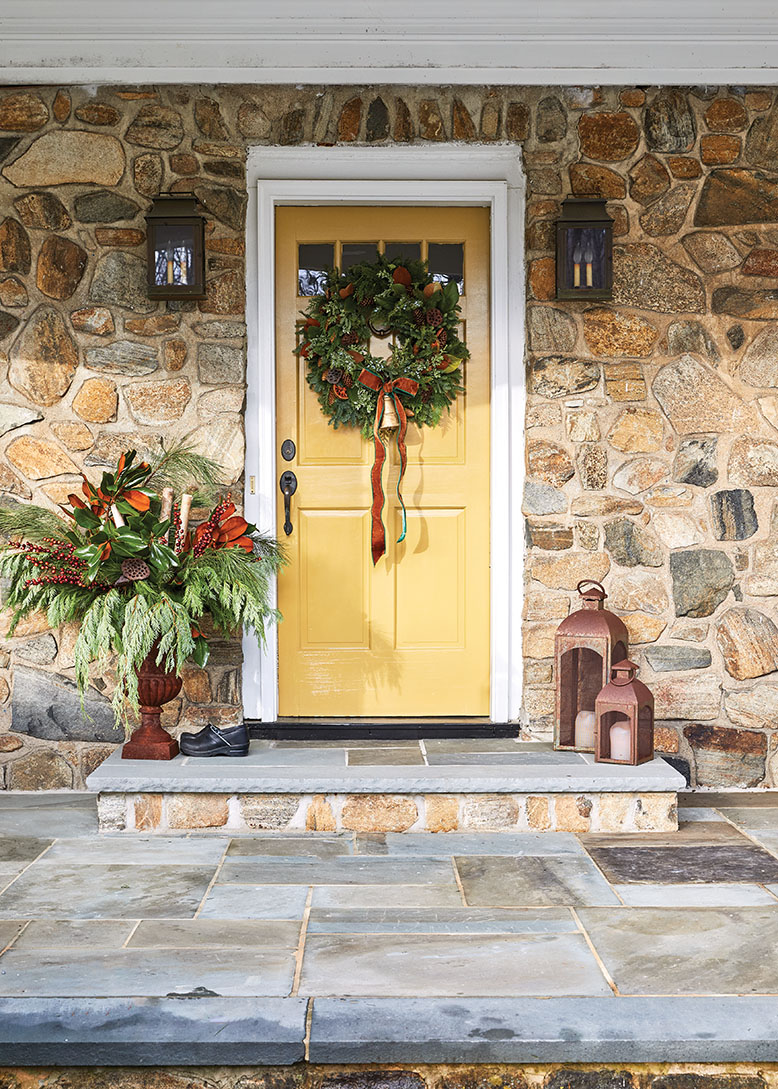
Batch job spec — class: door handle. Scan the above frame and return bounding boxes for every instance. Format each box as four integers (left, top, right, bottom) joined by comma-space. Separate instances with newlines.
279, 470, 298, 536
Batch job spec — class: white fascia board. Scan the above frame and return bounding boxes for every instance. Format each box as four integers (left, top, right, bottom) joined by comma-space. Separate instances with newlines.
2, 0, 778, 84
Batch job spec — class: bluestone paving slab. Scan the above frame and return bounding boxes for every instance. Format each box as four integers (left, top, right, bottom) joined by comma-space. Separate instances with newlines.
588, 843, 778, 884
0, 794, 98, 837
425, 752, 586, 765
0, 946, 296, 997
578, 906, 778, 994
0, 920, 25, 948
677, 806, 725, 822
720, 807, 778, 830
307, 907, 578, 933
13, 919, 135, 949
183, 747, 348, 767
681, 791, 778, 808
40, 836, 230, 866
456, 855, 621, 907
128, 919, 301, 948
198, 884, 309, 919
0, 864, 215, 918
227, 834, 353, 858
308, 996, 778, 1062
579, 821, 751, 849
0, 864, 28, 881
0, 836, 52, 862
347, 747, 425, 765
613, 883, 778, 907
0, 996, 307, 1064
421, 739, 527, 753
357, 832, 587, 857
299, 932, 612, 997
218, 857, 455, 885
310, 884, 464, 909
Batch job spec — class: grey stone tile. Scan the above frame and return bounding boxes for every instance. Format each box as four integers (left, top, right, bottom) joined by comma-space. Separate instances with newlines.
356, 832, 587, 858
579, 821, 751, 849
227, 835, 353, 858
613, 883, 778, 907
13, 920, 135, 949
0, 865, 215, 919
0, 920, 25, 948
587, 844, 778, 884
426, 752, 586, 765
347, 748, 425, 765
0, 837, 52, 863
308, 996, 778, 1063
677, 807, 725, 822
0, 865, 27, 881
422, 739, 526, 753
129, 919, 300, 948
184, 747, 347, 767
198, 884, 309, 920
307, 907, 578, 934
219, 857, 455, 886
0, 795, 98, 838
681, 791, 778, 808
0, 996, 307, 1065
299, 932, 611, 997
41, 837, 229, 866
744, 831, 778, 857
578, 907, 778, 994
311, 885, 463, 909
0, 946, 295, 997
721, 808, 778, 830
457, 856, 621, 907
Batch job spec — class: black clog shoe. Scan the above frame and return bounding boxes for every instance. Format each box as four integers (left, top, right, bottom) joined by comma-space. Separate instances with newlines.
179, 722, 250, 758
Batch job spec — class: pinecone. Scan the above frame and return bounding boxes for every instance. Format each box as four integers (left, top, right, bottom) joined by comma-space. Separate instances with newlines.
341, 332, 361, 347
412, 307, 425, 326
437, 329, 448, 346
326, 366, 344, 385
426, 307, 443, 326
121, 558, 151, 582
328, 387, 336, 405
360, 295, 374, 308
421, 387, 433, 404
343, 374, 354, 389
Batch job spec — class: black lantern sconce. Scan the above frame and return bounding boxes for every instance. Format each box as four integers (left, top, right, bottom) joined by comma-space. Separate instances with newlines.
145, 196, 206, 300
556, 197, 613, 301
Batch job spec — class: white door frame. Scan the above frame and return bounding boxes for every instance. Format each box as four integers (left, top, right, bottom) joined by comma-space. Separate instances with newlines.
242, 145, 526, 723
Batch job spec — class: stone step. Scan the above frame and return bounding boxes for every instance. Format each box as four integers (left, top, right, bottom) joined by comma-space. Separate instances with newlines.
87, 744, 684, 834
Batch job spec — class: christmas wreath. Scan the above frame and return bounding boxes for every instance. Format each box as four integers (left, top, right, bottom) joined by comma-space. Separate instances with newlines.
295, 255, 469, 563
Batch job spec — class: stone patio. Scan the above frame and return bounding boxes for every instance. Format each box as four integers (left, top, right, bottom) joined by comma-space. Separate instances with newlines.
2, 787, 778, 1063
87, 739, 684, 834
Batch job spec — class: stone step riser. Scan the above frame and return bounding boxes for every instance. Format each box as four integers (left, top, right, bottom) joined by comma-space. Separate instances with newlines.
98, 790, 678, 834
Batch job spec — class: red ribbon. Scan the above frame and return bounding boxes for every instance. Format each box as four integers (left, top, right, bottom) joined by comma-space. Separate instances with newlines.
358, 369, 419, 565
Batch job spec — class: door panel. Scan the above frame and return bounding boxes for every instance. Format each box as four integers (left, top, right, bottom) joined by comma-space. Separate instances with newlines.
275, 205, 490, 717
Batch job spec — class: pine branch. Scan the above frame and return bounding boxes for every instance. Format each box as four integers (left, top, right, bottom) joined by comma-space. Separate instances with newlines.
146, 435, 227, 498
0, 504, 69, 543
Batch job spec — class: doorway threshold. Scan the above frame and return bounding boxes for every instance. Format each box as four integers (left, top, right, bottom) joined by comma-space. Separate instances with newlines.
248, 719, 516, 741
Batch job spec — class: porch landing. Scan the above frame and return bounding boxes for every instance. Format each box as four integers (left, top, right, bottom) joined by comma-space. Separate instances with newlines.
86, 739, 684, 834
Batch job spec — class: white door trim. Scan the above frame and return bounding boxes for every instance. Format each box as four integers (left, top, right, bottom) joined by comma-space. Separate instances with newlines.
243, 145, 526, 723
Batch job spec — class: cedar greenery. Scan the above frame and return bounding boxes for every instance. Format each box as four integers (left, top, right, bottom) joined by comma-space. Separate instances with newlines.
295, 254, 467, 437
0, 442, 285, 731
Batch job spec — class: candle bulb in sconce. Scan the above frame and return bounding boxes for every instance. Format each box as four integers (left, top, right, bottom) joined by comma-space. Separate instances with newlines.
574, 710, 596, 750
166, 245, 175, 286
572, 244, 583, 288
609, 718, 632, 762
584, 246, 594, 287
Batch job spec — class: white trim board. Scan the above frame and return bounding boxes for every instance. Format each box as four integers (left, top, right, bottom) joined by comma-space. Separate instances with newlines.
242, 145, 526, 724
4, 0, 778, 83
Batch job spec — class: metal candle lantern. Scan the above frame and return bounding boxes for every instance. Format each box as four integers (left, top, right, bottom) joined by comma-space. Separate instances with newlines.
554, 580, 628, 752
595, 659, 655, 766
556, 197, 613, 301
145, 196, 206, 300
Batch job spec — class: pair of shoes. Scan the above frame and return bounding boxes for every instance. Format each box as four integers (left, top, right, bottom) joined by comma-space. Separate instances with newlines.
179, 722, 249, 757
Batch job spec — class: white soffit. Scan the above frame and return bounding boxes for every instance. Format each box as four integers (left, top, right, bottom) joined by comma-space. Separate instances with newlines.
2, 0, 778, 85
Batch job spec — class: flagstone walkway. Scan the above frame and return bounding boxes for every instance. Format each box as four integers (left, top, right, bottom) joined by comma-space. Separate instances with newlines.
2, 788, 778, 1064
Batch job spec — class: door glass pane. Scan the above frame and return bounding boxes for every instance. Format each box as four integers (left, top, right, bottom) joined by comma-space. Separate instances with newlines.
298, 243, 333, 296
341, 242, 378, 271
428, 242, 464, 293
385, 242, 422, 263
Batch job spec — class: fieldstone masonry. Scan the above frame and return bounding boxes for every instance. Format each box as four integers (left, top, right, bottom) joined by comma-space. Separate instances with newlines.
0, 84, 777, 788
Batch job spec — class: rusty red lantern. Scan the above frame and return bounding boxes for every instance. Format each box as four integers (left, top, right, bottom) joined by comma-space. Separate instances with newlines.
595, 659, 655, 766
554, 580, 629, 752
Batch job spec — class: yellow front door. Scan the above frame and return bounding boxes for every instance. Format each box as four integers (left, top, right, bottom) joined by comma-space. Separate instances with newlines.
275, 205, 490, 717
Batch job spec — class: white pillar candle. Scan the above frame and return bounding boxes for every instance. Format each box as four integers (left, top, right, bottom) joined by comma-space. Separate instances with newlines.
609, 719, 632, 762
574, 710, 596, 749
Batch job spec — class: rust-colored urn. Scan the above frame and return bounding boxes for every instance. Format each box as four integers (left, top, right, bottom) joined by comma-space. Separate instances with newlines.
595, 659, 654, 766
554, 580, 628, 752
121, 645, 182, 761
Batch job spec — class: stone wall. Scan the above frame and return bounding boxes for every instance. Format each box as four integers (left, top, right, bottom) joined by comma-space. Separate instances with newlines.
0, 83, 778, 788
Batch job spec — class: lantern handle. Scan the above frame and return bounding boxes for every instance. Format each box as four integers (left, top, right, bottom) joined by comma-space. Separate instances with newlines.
611, 659, 637, 686
577, 579, 606, 598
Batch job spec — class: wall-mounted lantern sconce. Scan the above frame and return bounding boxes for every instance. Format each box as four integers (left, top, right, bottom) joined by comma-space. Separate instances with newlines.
145, 196, 206, 300
556, 197, 613, 301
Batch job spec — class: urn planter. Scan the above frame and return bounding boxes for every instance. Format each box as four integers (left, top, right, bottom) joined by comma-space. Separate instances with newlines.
121, 646, 181, 761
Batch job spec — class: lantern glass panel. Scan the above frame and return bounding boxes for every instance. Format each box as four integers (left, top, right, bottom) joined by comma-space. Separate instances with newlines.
563, 226, 608, 293
152, 223, 196, 289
